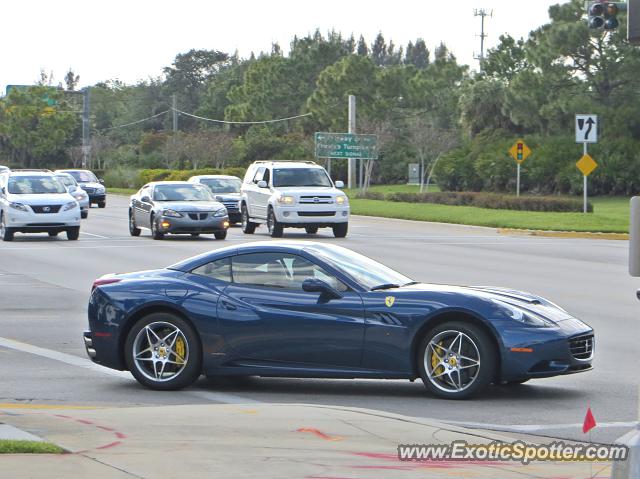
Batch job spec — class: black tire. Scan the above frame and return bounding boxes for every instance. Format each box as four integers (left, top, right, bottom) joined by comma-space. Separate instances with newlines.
124, 312, 202, 391
66, 227, 80, 241
305, 226, 318, 234
214, 230, 227, 240
267, 208, 283, 238
150, 215, 164, 240
48, 232, 59, 237
129, 210, 141, 237
98, 201, 106, 209
81, 210, 88, 219
0, 215, 13, 242
241, 204, 257, 234
417, 321, 496, 400
332, 222, 348, 238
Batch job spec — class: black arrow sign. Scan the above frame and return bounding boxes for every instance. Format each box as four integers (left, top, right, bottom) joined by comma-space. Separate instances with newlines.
584, 117, 595, 140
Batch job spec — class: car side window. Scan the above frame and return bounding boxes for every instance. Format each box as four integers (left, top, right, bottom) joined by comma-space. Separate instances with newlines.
191, 257, 232, 283
262, 168, 271, 184
232, 253, 348, 292
252, 167, 265, 184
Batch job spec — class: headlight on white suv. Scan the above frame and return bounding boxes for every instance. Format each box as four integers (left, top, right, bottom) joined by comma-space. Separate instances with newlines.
213, 208, 227, 217
336, 195, 348, 205
277, 195, 295, 205
63, 201, 78, 211
9, 202, 28, 212
162, 209, 183, 218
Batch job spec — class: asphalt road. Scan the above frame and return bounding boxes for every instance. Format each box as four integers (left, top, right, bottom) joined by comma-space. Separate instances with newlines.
1, 195, 638, 444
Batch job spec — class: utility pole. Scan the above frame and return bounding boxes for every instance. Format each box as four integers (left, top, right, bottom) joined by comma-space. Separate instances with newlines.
172, 94, 178, 133
474, 8, 493, 72
81, 87, 90, 169
348, 95, 356, 189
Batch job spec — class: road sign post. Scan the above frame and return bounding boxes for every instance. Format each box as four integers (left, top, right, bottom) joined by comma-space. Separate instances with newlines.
575, 114, 599, 213
508, 139, 531, 196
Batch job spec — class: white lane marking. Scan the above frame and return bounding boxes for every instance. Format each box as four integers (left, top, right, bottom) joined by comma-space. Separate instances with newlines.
0, 336, 261, 405
80, 232, 110, 239
445, 420, 639, 433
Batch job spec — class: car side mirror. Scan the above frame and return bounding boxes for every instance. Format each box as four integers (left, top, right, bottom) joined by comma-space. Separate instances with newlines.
335, 180, 344, 189
302, 278, 343, 300
99, 179, 105, 184
141, 195, 151, 203
257, 180, 268, 188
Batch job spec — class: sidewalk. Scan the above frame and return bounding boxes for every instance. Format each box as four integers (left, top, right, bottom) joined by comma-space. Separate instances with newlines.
0, 403, 613, 479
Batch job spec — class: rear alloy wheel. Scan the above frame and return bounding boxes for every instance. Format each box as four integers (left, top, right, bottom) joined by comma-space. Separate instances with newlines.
332, 222, 348, 238
150, 215, 164, 240
241, 204, 257, 234
125, 313, 202, 390
418, 321, 496, 400
66, 227, 80, 241
214, 230, 227, 240
305, 226, 318, 234
0, 215, 14, 242
129, 210, 141, 237
267, 208, 283, 238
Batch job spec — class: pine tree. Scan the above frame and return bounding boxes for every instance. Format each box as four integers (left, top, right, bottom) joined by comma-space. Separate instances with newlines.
371, 32, 387, 66
356, 35, 368, 56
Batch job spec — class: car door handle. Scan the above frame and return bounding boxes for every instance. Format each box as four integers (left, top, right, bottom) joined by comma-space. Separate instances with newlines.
221, 300, 237, 311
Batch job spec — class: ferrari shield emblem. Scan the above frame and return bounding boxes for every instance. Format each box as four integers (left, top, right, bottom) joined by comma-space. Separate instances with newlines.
385, 296, 395, 307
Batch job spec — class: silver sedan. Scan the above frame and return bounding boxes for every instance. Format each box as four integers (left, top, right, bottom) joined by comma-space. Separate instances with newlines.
55, 173, 90, 219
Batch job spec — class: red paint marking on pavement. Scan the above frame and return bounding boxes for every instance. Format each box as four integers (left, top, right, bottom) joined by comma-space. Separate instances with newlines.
76, 419, 94, 425
54, 414, 72, 419
95, 440, 122, 450
296, 427, 343, 441
115, 431, 127, 439
96, 425, 115, 432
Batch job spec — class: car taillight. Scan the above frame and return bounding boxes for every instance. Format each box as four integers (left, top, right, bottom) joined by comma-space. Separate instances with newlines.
92, 277, 122, 292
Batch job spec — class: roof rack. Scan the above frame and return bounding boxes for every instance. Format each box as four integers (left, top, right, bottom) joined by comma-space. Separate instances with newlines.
252, 160, 317, 165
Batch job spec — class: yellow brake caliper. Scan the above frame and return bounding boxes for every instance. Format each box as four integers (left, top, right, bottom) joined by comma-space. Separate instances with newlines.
175, 337, 185, 365
431, 341, 444, 377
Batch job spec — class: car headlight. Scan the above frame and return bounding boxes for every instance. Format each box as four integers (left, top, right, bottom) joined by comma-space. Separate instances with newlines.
162, 209, 183, 218
213, 208, 227, 217
492, 301, 553, 328
9, 202, 28, 212
74, 192, 87, 201
277, 195, 295, 205
95, 187, 105, 193
336, 195, 348, 205
63, 201, 78, 211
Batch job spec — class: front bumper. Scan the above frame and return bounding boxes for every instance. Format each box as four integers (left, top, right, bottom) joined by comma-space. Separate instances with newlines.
274, 205, 350, 224
88, 194, 106, 204
158, 214, 229, 234
5, 207, 81, 231
498, 317, 594, 381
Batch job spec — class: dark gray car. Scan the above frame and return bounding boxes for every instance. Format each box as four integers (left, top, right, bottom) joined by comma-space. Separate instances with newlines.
129, 182, 229, 240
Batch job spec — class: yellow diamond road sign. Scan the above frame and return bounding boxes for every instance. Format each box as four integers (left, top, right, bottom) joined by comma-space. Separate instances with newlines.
576, 154, 598, 176
509, 139, 531, 164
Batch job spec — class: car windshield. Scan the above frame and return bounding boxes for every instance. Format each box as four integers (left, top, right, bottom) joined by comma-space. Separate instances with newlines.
273, 168, 332, 187
67, 171, 98, 183
310, 245, 413, 290
153, 184, 213, 201
56, 175, 76, 187
200, 178, 241, 194
8, 176, 67, 195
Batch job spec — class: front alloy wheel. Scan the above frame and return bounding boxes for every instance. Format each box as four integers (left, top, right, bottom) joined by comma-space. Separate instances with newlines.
267, 208, 283, 238
150, 215, 164, 240
418, 322, 495, 399
125, 313, 201, 390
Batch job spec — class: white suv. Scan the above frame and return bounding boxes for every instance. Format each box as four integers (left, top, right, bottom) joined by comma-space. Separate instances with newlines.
0, 171, 81, 241
240, 161, 349, 238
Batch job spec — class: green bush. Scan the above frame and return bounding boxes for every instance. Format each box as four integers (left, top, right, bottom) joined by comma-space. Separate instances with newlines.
103, 167, 140, 189
362, 191, 593, 213
136, 167, 246, 188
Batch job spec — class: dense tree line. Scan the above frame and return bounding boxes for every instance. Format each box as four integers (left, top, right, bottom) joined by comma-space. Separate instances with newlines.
1, 0, 640, 195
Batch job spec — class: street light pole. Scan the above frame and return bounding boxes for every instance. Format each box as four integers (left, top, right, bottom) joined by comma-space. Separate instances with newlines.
348, 95, 356, 189
81, 88, 90, 169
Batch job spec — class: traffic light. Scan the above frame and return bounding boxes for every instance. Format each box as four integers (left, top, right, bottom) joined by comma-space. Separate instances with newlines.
587, 1, 627, 30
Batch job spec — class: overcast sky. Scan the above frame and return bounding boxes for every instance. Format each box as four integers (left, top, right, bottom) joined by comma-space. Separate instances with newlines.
1, 0, 566, 94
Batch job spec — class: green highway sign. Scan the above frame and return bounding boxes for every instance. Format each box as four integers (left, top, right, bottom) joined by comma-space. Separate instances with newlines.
315, 132, 378, 159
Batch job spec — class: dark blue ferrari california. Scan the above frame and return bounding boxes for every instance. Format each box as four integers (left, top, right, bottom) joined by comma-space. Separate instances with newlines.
84, 241, 594, 399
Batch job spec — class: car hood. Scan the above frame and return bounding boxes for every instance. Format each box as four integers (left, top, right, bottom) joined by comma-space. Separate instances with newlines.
155, 200, 225, 212
78, 182, 104, 189
396, 283, 573, 323
212, 193, 241, 201
7, 193, 74, 205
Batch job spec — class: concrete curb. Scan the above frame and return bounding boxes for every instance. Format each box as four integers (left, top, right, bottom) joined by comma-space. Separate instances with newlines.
498, 228, 628, 240
0, 423, 44, 442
